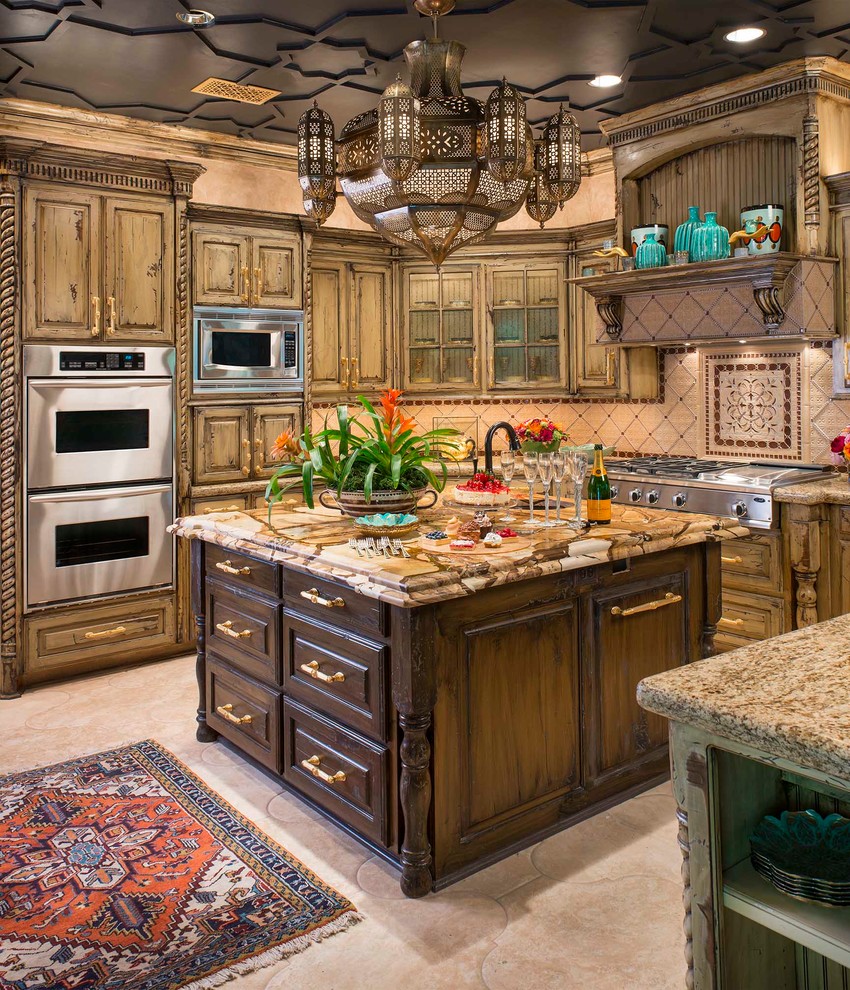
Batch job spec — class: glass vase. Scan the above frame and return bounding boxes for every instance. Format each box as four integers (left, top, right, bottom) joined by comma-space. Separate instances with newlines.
691, 211, 730, 262
674, 206, 703, 262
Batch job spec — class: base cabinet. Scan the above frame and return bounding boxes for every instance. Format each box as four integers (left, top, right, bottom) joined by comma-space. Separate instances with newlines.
193, 540, 713, 894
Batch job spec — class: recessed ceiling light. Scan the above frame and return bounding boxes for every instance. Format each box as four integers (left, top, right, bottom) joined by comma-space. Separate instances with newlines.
588, 74, 622, 88
177, 9, 215, 27
724, 26, 765, 43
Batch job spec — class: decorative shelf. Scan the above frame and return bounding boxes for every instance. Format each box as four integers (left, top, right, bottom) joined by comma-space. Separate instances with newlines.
568, 253, 838, 345
723, 859, 850, 970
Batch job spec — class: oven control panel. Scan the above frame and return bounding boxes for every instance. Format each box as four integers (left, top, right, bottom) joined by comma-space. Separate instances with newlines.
59, 351, 146, 371
284, 330, 297, 369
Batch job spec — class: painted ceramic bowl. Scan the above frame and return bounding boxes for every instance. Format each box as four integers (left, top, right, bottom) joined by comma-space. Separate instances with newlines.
630, 223, 669, 256
354, 512, 420, 537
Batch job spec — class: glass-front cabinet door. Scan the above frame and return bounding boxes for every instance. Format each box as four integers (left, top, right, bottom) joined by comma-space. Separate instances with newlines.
402, 266, 479, 392
487, 263, 567, 390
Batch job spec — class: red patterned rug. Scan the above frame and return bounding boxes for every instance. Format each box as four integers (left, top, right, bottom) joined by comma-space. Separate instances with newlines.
0, 740, 361, 989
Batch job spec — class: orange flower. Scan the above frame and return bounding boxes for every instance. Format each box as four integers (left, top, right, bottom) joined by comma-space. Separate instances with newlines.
844, 441, 850, 462
270, 430, 298, 460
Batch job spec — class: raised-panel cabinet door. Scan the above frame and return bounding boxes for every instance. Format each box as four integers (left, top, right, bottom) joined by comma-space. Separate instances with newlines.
571, 252, 619, 395
251, 234, 302, 309
251, 403, 303, 479
104, 197, 174, 342
193, 231, 250, 306
24, 186, 101, 339
351, 263, 392, 391
311, 261, 348, 394
193, 405, 251, 484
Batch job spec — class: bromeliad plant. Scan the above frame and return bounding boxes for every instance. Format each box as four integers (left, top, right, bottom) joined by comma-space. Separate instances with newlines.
265, 389, 460, 511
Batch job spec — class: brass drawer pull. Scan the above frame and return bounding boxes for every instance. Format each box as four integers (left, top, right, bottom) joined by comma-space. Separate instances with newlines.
215, 620, 253, 639
215, 559, 251, 576
106, 295, 116, 335
216, 703, 253, 726
84, 624, 127, 641
300, 659, 345, 684
91, 295, 101, 337
718, 616, 745, 627
611, 592, 682, 617
240, 265, 250, 304
301, 755, 346, 784
721, 555, 744, 565
204, 505, 241, 514
300, 588, 345, 609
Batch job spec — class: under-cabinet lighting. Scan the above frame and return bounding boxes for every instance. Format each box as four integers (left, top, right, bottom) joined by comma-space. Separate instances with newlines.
588, 74, 622, 88
724, 26, 765, 43
739, 339, 748, 343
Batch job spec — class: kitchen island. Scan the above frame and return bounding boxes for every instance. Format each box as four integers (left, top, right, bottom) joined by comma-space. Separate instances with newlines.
171, 500, 747, 897
638, 615, 850, 989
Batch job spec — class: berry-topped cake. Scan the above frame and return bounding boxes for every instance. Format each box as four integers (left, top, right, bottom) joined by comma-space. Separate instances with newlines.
453, 472, 511, 507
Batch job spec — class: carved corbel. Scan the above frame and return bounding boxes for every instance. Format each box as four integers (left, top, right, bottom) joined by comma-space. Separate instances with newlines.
597, 294, 623, 339
751, 275, 786, 331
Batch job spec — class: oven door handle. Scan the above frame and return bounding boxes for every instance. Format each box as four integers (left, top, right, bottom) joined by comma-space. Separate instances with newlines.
27, 379, 172, 390
27, 483, 172, 504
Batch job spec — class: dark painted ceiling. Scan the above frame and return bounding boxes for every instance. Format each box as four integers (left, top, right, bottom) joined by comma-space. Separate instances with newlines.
3, 0, 850, 150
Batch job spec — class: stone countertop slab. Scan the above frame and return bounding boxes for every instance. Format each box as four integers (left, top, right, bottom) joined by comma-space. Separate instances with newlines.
169, 500, 748, 608
638, 615, 850, 781
775, 474, 850, 506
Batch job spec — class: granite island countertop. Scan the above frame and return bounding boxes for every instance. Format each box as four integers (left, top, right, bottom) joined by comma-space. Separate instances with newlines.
638, 615, 850, 780
169, 499, 748, 608
775, 472, 850, 506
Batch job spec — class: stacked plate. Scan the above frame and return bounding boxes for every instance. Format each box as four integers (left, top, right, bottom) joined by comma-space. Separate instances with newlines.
750, 809, 850, 907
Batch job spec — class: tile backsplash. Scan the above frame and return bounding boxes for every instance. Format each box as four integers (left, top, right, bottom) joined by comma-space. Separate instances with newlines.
313, 342, 850, 465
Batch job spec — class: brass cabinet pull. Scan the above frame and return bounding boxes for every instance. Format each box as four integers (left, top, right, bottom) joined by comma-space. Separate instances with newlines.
91, 295, 101, 337
611, 592, 682, 617
240, 265, 250, 303
204, 505, 241, 514
341, 356, 349, 389
300, 588, 345, 609
254, 266, 262, 298
216, 703, 253, 726
721, 555, 744, 565
718, 616, 745, 627
241, 437, 251, 477
350, 356, 359, 388
215, 559, 251, 576
300, 659, 345, 684
301, 755, 346, 784
215, 619, 253, 639
106, 295, 116, 335
605, 349, 616, 386
84, 624, 127, 641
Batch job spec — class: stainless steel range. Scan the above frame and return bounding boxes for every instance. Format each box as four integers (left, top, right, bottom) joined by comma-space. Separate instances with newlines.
603, 456, 828, 529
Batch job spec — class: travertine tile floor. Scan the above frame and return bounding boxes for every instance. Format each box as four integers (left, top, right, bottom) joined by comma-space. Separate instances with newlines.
1, 655, 686, 989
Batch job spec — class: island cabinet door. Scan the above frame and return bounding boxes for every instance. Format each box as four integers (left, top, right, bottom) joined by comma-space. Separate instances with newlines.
584, 573, 690, 789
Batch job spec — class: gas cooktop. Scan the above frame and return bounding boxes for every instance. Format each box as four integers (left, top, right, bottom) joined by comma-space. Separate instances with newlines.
601, 456, 828, 529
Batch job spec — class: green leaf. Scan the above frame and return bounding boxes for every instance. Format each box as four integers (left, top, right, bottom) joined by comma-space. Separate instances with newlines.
390, 452, 402, 488
301, 460, 315, 509
363, 461, 378, 502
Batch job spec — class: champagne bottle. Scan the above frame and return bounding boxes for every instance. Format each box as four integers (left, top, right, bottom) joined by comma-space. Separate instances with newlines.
587, 443, 611, 525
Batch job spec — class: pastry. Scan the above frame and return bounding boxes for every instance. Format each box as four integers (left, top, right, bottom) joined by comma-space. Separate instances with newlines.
457, 520, 481, 542
472, 511, 493, 537
450, 538, 476, 550
497, 527, 518, 538
445, 516, 462, 536
453, 472, 511, 507
482, 532, 502, 547
422, 530, 450, 546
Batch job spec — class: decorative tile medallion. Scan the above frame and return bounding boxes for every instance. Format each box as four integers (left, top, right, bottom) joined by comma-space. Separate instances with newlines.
702, 348, 803, 460
0, 740, 360, 990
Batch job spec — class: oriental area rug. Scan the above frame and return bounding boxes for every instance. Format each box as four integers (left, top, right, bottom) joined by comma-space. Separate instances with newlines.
0, 740, 361, 990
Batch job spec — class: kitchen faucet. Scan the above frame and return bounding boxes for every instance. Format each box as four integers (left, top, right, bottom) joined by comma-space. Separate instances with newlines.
484, 421, 520, 475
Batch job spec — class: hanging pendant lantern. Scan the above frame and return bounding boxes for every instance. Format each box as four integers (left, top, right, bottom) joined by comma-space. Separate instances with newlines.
484, 79, 527, 183
302, 194, 336, 226
525, 140, 557, 228
379, 75, 421, 182
298, 102, 337, 201
542, 103, 581, 207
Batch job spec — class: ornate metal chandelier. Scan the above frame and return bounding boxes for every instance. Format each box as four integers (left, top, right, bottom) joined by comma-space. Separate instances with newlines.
296, 0, 582, 265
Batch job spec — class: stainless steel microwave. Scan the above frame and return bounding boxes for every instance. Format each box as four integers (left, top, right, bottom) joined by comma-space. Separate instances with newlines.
194, 307, 303, 392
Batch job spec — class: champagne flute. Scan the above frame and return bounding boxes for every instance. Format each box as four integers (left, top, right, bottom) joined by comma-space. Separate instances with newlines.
538, 452, 555, 527
566, 452, 589, 530
551, 450, 566, 523
522, 452, 539, 527
499, 450, 517, 522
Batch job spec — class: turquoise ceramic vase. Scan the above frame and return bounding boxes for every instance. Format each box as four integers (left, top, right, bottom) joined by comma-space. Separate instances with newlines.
691, 211, 729, 262
674, 206, 703, 261
635, 232, 667, 270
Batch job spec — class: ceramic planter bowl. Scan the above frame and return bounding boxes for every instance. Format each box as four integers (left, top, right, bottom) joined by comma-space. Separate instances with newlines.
319, 487, 438, 518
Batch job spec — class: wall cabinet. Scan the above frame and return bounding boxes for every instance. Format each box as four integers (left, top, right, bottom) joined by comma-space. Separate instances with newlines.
311, 258, 393, 396
569, 249, 621, 395
193, 403, 302, 485
194, 228, 301, 309
24, 184, 174, 342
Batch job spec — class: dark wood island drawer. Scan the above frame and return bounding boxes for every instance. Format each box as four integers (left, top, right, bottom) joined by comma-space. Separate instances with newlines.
283, 613, 387, 741
285, 570, 387, 637
283, 698, 388, 845
207, 657, 281, 773
206, 543, 279, 598
206, 583, 281, 685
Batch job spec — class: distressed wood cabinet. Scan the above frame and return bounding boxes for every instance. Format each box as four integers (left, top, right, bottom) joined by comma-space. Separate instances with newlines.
24, 184, 174, 341
194, 227, 301, 309
570, 249, 621, 395
193, 402, 302, 486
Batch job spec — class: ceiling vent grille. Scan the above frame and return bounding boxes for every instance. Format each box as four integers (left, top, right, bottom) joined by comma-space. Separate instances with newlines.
192, 77, 281, 105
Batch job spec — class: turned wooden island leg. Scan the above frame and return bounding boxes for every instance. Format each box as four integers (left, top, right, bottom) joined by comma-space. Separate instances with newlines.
191, 540, 217, 743
787, 503, 824, 628
392, 608, 437, 898
702, 540, 722, 658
